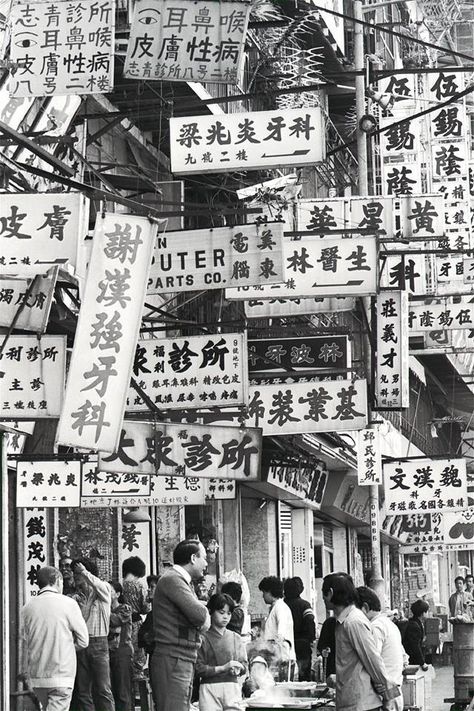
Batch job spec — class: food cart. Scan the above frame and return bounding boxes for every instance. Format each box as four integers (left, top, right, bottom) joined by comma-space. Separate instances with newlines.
243, 682, 336, 710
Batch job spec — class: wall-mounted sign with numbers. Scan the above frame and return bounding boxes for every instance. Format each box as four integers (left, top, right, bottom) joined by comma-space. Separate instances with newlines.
0, 193, 89, 275
375, 291, 409, 410
98, 421, 262, 480
147, 222, 283, 293
248, 335, 349, 375
243, 296, 355, 318
17, 460, 81, 507
127, 333, 247, 410
384, 458, 468, 515
0, 335, 66, 419
125, 0, 250, 85
9, 0, 115, 97
56, 213, 158, 453
227, 236, 377, 299
357, 428, 381, 486
408, 297, 474, 331
22, 508, 50, 601
170, 108, 325, 174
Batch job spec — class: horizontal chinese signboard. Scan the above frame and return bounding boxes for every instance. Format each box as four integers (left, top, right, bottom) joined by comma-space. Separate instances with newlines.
399, 513, 445, 554
147, 222, 284, 293
17, 461, 81, 507
244, 296, 355, 318
170, 108, 325, 174
244, 379, 367, 435
264, 456, 328, 509
81, 460, 205, 507
0, 268, 58, 333
0, 335, 66, 418
442, 509, 474, 550
125, 0, 250, 84
98, 421, 262, 480
384, 458, 468, 515
56, 213, 158, 453
248, 335, 349, 374
408, 298, 474, 331
9, 0, 115, 97
227, 236, 377, 299
0, 193, 89, 275
127, 333, 247, 410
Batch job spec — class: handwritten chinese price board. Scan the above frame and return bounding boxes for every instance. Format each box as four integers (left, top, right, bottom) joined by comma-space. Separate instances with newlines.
0, 268, 58, 333
98, 421, 262, 480
205, 479, 236, 500
17, 461, 81, 507
397, 513, 445, 554
375, 291, 409, 410
56, 213, 158, 453
357, 428, 381, 486
127, 333, 247, 411
408, 298, 474, 331
169, 107, 325, 174
147, 222, 284, 293
81, 461, 205, 507
227, 236, 377, 299
244, 379, 367, 436
0, 193, 89, 275
265, 457, 328, 509
22, 508, 49, 601
384, 458, 468, 515
0, 335, 66, 419
244, 296, 355, 318
442, 509, 474, 550
248, 335, 349, 375
9, 0, 115, 97
125, 0, 250, 84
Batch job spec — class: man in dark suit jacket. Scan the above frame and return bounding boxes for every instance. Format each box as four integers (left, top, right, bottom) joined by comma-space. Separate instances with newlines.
150, 540, 210, 711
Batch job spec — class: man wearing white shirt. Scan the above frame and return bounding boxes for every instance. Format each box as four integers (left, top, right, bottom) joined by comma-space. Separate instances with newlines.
357, 586, 406, 711
259, 576, 296, 680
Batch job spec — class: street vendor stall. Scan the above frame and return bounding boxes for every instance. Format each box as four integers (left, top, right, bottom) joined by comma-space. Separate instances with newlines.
244, 681, 336, 710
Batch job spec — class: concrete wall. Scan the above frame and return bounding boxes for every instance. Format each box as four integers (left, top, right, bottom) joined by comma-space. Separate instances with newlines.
241, 493, 278, 617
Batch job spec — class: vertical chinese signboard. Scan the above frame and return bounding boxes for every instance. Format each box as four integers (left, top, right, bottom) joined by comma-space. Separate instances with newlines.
357, 428, 381, 486
169, 108, 325, 174
375, 291, 409, 410
56, 213, 158, 453
125, 0, 250, 84
9, 0, 115, 97
23, 508, 49, 601
384, 458, 468, 514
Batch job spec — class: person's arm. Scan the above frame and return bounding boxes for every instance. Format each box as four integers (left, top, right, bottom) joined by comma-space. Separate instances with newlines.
20, 609, 30, 677
169, 576, 210, 629
371, 621, 385, 656
236, 634, 248, 676
76, 564, 111, 603
69, 601, 89, 650
302, 605, 316, 642
195, 637, 238, 678
448, 594, 456, 617
347, 618, 400, 701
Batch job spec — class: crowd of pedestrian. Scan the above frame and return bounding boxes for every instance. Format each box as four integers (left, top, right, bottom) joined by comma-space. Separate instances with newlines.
22, 542, 458, 711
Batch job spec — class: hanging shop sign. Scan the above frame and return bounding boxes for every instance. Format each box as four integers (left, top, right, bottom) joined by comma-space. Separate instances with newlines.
127, 333, 248, 411
357, 427, 382, 486
227, 236, 377, 299
243, 379, 367, 435
248, 335, 349, 375
205, 479, 236, 500
380, 115, 420, 156
147, 222, 284, 293
9, 0, 115, 97
0, 193, 89, 275
384, 458, 468, 515
296, 198, 345, 233
377, 74, 417, 108
374, 291, 409, 410
382, 161, 421, 197
243, 296, 355, 318
169, 107, 325, 174
125, 0, 250, 85
98, 421, 262, 480
399, 513, 445, 554
16, 460, 81, 507
398, 195, 445, 239
264, 456, 328, 509
6, 430, 28, 455
81, 460, 205, 507
56, 213, 158, 453
22, 508, 49, 601
0, 335, 66, 419
442, 509, 474, 550
431, 141, 468, 182
428, 71, 464, 104
0, 267, 58, 333
379, 252, 427, 295
464, 258, 474, 283
408, 297, 474, 331
348, 196, 393, 236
